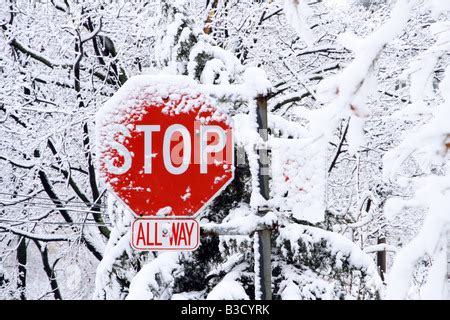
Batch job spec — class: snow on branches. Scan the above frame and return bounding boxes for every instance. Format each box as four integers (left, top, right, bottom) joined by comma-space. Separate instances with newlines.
3, 0, 450, 301
384, 34, 450, 300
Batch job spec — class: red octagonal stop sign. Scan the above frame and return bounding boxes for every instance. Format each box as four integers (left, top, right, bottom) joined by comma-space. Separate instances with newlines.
96, 76, 234, 217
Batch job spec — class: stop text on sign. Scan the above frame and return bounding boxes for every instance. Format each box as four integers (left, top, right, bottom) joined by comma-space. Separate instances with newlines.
105, 122, 231, 176
132, 218, 199, 251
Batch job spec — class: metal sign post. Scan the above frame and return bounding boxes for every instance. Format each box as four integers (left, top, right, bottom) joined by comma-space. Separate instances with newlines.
255, 95, 272, 300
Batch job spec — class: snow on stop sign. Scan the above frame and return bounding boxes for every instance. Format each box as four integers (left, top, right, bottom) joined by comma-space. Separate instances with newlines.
96, 76, 234, 250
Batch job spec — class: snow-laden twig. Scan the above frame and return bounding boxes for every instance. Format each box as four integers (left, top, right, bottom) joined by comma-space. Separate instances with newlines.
277, 223, 382, 299
364, 243, 397, 254
206, 263, 250, 300
384, 175, 450, 299
126, 252, 181, 300
304, 0, 416, 152
93, 202, 135, 300
283, 0, 315, 46
0, 224, 72, 242
201, 207, 277, 236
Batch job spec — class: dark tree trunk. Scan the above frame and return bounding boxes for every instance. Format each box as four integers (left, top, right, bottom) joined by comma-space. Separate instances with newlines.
17, 237, 27, 300
377, 236, 387, 281
34, 241, 62, 300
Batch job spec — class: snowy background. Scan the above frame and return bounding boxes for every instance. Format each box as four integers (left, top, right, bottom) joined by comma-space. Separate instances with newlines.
0, 0, 449, 300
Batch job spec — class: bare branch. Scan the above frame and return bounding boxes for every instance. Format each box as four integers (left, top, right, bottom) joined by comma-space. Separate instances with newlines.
0, 224, 71, 242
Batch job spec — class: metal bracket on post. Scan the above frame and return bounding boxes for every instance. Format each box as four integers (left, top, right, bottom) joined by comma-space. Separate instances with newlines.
255, 95, 272, 300
377, 236, 387, 282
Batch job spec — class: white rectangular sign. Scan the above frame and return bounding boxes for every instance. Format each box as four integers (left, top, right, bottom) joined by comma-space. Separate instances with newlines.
131, 218, 200, 251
